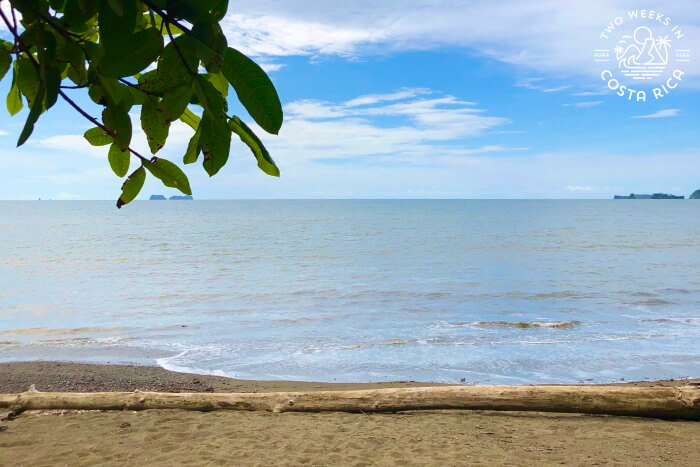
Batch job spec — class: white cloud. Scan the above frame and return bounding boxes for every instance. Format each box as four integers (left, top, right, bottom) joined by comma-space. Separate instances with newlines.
563, 100, 604, 108
542, 85, 573, 93
631, 109, 681, 119
344, 88, 432, 107
220, 0, 700, 80
0, 130, 8, 136
565, 185, 594, 192
32, 134, 104, 158
571, 90, 608, 96
264, 88, 511, 163
515, 78, 546, 90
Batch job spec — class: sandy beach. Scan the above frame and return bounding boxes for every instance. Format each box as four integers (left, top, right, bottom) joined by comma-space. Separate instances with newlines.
0, 362, 698, 466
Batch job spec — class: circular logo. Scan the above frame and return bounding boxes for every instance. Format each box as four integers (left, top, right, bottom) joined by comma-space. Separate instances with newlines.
594, 9, 692, 101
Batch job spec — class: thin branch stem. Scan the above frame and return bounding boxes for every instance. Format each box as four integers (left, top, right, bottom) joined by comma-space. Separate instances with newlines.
58, 90, 149, 163
141, 1, 193, 34
165, 22, 197, 78
118, 78, 161, 97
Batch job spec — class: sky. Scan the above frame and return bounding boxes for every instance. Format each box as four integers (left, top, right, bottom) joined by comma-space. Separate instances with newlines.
1, 0, 699, 200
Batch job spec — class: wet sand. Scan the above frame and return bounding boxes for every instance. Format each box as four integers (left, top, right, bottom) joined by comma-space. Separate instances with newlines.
0, 362, 698, 466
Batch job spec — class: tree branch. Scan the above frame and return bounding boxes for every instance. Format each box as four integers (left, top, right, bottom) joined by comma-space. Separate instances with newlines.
58, 90, 149, 163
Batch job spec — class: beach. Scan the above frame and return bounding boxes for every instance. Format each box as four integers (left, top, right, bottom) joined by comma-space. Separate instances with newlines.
1, 362, 698, 466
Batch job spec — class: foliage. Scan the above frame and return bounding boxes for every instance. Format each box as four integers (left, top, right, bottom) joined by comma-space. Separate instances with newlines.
0, 0, 283, 207
690, 190, 700, 200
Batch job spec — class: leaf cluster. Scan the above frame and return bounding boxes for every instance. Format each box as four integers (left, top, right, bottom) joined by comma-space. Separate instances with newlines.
0, 0, 283, 207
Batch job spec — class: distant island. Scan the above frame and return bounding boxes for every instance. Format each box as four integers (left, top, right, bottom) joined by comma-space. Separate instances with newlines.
691, 190, 700, 199
149, 195, 193, 200
614, 193, 684, 199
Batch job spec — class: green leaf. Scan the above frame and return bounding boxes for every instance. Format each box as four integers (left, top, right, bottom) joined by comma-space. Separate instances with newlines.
161, 84, 193, 122
6, 66, 23, 116
179, 107, 200, 130
198, 111, 230, 176
102, 106, 132, 150
141, 96, 168, 154
229, 116, 279, 177
183, 126, 201, 164
98, 0, 137, 51
157, 35, 198, 88
166, 0, 216, 22
221, 48, 283, 134
99, 28, 163, 78
84, 126, 114, 146
44, 65, 62, 110
138, 70, 167, 95
143, 157, 192, 195
206, 72, 228, 97
116, 165, 146, 208
63, 0, 98, 32
108, 142, 130, 177
97, 76, 134, 110
193, 74, 225, 121
106, 0, 125, 16
211, 0, 229, 20
17, 85, 45, 147
55, 38, 86, 83
0, 41, 12, 81
16, 58, 40, 107
191, 21, 227, 73
141, 84, 192, 154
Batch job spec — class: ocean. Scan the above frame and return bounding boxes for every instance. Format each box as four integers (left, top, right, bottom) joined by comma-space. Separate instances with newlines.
1, 200, 698, 384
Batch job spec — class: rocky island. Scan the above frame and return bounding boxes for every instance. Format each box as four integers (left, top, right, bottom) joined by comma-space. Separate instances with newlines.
614, 193, 684, 199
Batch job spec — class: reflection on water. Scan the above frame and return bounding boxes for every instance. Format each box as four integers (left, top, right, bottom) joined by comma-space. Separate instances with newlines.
0, 200, 699, 383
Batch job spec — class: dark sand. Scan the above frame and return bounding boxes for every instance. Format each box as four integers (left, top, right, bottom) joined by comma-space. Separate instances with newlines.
0, 362, 698, 466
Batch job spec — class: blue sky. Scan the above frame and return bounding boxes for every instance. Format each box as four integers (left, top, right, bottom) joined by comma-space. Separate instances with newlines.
1, 0, 699, 200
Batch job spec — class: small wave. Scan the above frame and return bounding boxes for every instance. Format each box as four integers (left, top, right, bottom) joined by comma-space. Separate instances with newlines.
338, 338, 443, 350
27, 336, 135, 347
493, 334, 660, 345
435, 320, 582, 330
0, 326, 126, 336
527, 291, 592, 300
155, 350, 233, 378
642, 317, 700, 325
632, 298, 676, 306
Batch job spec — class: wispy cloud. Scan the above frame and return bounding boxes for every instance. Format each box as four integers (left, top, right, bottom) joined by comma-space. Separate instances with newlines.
0, 130, 8, 136
565, 185, 594, 192
219, 1, 700, 79
271, 88, 511, 163
344, 88, 432, 107
515, 78, 546, 90
515, 78, 571, 93
631, 109, 681, 119
563, 101, 604, 108
543, 85, 572, 93
571, 91, 608, 97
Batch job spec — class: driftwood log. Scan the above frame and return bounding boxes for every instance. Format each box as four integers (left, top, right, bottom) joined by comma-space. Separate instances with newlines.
1, 385, 698, 420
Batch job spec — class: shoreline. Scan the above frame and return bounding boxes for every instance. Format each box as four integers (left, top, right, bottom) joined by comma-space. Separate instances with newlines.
1, 361, 697, 394
2, 361, 699, 466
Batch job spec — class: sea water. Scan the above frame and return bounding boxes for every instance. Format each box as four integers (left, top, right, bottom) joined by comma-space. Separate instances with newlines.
1, 200, 698, 384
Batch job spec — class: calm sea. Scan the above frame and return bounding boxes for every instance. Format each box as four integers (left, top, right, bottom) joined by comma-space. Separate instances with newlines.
1, 200, 698, 384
